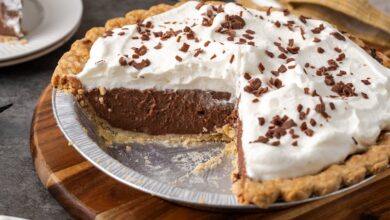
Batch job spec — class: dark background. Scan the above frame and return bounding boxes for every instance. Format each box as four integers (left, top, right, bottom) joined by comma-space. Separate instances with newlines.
0, 1, 178, 219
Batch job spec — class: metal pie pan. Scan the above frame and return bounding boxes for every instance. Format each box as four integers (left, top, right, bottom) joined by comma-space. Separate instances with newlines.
52, 89, 378, 211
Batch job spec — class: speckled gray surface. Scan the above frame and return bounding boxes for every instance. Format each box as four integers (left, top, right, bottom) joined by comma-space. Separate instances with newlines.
0, 1, 176, 219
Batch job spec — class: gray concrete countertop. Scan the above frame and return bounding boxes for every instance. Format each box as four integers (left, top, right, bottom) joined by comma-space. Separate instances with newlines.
0, 1, 175, 219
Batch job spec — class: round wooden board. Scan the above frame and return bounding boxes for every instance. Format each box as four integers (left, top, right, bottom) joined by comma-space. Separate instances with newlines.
30, 86, 390, 220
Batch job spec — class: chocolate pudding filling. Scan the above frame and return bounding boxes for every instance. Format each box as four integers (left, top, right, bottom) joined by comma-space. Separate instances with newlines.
236, 119, 246, 178
84, 88, 235, 135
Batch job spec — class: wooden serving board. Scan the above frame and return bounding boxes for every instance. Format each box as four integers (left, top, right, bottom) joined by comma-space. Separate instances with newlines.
30, 86, 390, 220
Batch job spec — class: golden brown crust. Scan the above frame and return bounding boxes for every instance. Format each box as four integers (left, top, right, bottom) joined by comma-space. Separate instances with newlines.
51, 1, 390, 208
232, 135, 390, 208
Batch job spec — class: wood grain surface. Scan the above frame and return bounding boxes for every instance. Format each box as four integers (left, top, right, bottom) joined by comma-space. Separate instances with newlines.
30, 86, 390, 220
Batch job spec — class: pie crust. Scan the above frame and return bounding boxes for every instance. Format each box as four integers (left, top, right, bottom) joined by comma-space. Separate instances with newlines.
51, 1, 390, 208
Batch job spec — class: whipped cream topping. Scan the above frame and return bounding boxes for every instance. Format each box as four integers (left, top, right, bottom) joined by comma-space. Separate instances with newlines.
77, 1, 390, 181
1, 0, 23, 37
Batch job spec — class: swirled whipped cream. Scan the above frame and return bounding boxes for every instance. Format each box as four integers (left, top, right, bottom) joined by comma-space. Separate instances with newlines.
77, 1, 390, 180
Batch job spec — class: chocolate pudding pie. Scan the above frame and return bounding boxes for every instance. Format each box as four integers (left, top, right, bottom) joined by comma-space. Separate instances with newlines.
0, 0, 23, 40
52, 1, 390, 208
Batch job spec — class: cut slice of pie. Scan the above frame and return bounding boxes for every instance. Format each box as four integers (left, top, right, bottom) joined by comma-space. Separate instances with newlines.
52, 1, 390, 208
0, 0, 23, 39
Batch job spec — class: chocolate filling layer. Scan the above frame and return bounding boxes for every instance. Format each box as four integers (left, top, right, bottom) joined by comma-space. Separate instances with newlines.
85, 88, 235, 135
236, 119, 246, 178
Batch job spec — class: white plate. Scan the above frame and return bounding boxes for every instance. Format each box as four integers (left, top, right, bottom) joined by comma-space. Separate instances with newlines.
0, 23, 79, 67
0, 0, 83, 61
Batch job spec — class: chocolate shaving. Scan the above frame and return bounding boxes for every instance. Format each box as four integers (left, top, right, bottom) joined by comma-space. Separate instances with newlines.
118, 57, 127, 66
337, 70, 347, 76
352, 137, 358, 145
329, 102, 336, 110
266, 7, 272, 16
361, 79, 371, 85
141, 34, 150, 41
310, 118, 317, 127
244, 78, 268, 97
278, 65, 287, 73
246, 29, 255, 34
324, 75, 335, 86
336, 53, 346, 62
282, 119, 296, 129
265, 50, 274, 58
244, 72, 252, 80
179, 43, 190, 53
287, 46, 300, 54
286, 58, 295, 63
315, 102, 330, 119
133, 45, 148, 56
334, 47, 342, 53
243, 33, 254, 40
258, 62, 265, 73
304, 129, 314, 137
274, 78, 283, 88
299, 15, 308, 24
154, 43, 162, 49
253, 136, 269, 143
278, 53, 287, 59
330, 32, 346, 41
288, 39, 294, 47
194, 48, 204, 57
230, 54, 235, 64
221, 15, 246, 30
297, 104, 303, 112
131, 59, 151, 70
175, 55, 183, 62
331, 82, 357, 97
300, 27, 306, 40
202, 18, 213, 27
313, 37, 321, 43
258, 117, 265, 126
311, 24, 325, 34
244, 78, 262, 93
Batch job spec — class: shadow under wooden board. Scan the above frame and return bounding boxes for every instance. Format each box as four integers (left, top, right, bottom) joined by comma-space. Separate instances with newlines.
30, 85, 390, 220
